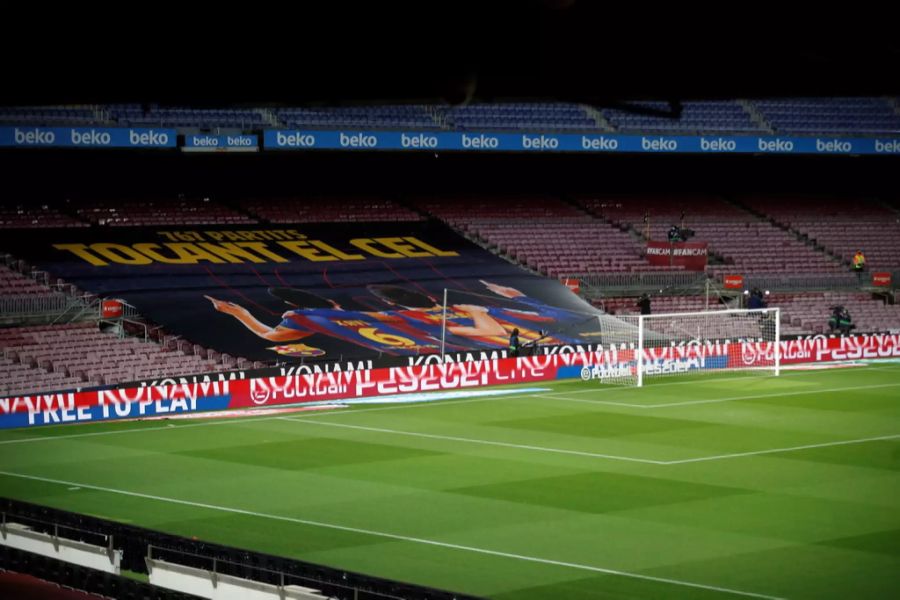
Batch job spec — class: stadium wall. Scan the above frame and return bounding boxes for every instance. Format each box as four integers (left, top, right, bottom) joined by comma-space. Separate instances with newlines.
2, 333, 899, 429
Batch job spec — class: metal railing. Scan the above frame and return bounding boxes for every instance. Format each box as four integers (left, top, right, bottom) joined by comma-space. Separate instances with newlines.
567, 271, 896, 296
2, 511, 113, 551
0, 293, 72, 316
569, 271, 709, 292
740, 272, 892, 292
145, 545, 442, 600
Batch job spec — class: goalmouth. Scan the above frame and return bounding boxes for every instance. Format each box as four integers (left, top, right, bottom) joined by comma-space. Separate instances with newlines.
584, 308, 781, 387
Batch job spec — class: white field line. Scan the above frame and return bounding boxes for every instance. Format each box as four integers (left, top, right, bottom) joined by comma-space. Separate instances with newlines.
0, 392, 542, 447
534, 394, 644, 408
663, 434, 900, 465
542, 364, 897, 398
0, 469, 785, 600
279, 417, 899, 466
540, 383, 900, 409
276, 417, 666, 464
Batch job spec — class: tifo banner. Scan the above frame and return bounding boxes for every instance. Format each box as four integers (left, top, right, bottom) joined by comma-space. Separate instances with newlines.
0, 221, 607, 363
872, 272, 892, 287
645, 241, 708, 271
2, 333, 898, 429
723, 275, 744, 289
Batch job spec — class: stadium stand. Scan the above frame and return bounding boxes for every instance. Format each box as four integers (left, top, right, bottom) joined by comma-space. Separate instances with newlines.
578, 195, 846, 276
2, 192, 897, 397
740, 195, 900, 270
107, 104, 268, 129
412, 195, 671, 276
601, 100, 763, 133
439, 103, 603, 131
277, 105, 439, 129
0, 106, 102, 126
5, 98, 900, 136
0, 571, 114, 600
0, 202, 87, 229
0, 323, 231, 395
597, 292, 900, 335
240, 196, 424, 223
73, 197, 255, 226
751, 97, 900, 135
0, 264, 59, 299
769, 291, 900, 335
597, 294, 708, 315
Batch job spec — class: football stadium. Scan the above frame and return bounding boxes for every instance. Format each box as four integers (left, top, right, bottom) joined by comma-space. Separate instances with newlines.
1, 11, 899, 600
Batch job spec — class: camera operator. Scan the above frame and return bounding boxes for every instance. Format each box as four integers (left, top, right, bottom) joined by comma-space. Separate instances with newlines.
828, 306, 840, 333
520, 330, 549, 357
747, 288, 767, 310
637, 293, 652, 315
838, 307, 855, 335
667, 224, 682, 243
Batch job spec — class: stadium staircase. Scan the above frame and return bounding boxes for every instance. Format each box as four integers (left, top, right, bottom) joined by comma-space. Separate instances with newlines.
256, 107, 282, 128
581, 105, 615, 132
737, 99, 774, 133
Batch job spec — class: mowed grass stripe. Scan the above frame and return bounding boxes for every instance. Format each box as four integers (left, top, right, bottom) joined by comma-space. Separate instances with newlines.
0, 469, 786, 600
1, 364, 898, 599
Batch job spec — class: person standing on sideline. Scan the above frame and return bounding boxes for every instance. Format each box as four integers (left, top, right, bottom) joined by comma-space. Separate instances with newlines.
852, 250, 866, 283
508, 328, 520, 357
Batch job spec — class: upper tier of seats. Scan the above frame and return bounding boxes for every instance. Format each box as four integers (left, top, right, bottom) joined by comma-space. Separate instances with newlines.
278, 106, 438, 129
752, 98, 900, 135
0, 106, 99, 126
237, 196, 424, 223
441, 103, 602, 131
739, 195, 900, 270
106, 105, 268, 128
0, 202, 87, 229
411, 195, 675, 276
578, 195, 847, 275
4, 99, 899, 135
3, 194, 895, 280
73, 197, 255, 226
601, 101, 762, 134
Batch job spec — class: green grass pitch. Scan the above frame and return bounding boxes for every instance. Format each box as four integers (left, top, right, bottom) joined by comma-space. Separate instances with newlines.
1, 363, 899, 599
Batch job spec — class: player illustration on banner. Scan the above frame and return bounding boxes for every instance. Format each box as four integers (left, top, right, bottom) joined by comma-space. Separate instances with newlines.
205, 287, 500, 357
205, 280, 601, 358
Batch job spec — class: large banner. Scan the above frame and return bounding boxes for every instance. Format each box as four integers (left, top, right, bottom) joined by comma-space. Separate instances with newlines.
0, 127, 176, 148
645, 241, 708, 270
2, 334, 898, 429
0, 352, 608, 429
0, 221, 608, 363
3, 126, 900, 155
263, 130, 900, 156
182, 134, 258, 153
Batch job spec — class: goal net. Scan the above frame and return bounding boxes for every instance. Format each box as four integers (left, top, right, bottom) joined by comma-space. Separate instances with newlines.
580, 308, 781, 387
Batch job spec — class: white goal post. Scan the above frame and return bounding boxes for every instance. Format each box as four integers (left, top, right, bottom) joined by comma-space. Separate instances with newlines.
583, 308, 781, 387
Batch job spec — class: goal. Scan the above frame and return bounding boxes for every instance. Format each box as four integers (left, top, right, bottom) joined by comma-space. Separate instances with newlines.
580, 308, 781, 386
